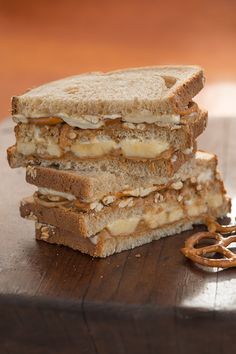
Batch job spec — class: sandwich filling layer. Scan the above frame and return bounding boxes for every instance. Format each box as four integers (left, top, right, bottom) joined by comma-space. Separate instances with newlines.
35, 165, 214, 211
13, 102, 199, 129
35, 206, 227, 258
14, 112, 181, 129
90, 180, 227, 245
16, 131, 171, 159
21, 172, 228, 241
15, 123, 190, 160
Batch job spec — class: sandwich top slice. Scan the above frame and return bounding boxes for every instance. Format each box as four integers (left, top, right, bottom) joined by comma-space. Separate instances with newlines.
20, 152, 230, 245
8, 65, 206, 173
12, 66, 204, 128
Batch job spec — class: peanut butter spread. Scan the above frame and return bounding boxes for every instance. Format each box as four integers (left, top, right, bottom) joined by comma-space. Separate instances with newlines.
15, 122, 182, 160
36, 172, 217, 210
13, 102, 199, 129
34, 177, 226, 245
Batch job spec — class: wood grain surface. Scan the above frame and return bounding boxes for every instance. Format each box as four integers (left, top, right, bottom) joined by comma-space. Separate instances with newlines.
0, 117, 236, 354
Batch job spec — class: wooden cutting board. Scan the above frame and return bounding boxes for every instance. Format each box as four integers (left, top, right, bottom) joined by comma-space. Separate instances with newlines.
0, 117, 236, 354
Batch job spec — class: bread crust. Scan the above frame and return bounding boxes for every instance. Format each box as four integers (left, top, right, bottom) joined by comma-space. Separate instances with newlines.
26, 167, 97, 201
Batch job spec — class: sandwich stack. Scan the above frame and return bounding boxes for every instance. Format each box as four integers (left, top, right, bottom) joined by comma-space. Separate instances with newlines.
7, 66, 230, 257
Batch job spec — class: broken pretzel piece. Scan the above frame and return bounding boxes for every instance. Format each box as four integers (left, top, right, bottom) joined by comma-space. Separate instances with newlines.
205, 216, 236, 234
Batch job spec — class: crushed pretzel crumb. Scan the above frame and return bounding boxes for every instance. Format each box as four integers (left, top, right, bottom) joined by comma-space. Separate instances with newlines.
90, 201, 104, 212
68, 131, 77, 139
171, 181, 183, 190
27, 166, 37, 179
118, 197, 134, 208
190, 177, 197, 184
177, 195, 183, 202
40, 226, 50, 240
154, 192, 164, 203
102, 195, 116, 205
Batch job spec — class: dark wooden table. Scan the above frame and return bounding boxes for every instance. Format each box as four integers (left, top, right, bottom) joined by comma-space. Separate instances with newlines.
0, 117, 236, 354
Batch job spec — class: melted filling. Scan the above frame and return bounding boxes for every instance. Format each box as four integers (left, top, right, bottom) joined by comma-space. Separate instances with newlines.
16, 128, 171, 159
13, 102, 199, 129
34, 178, 226, 246
89, 190, 224, 244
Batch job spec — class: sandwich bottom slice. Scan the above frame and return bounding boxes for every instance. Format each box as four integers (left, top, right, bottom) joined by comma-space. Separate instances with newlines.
21, 161, 230, 257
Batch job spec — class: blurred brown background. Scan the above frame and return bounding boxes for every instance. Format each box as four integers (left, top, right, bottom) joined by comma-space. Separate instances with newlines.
1, 0, 236, 120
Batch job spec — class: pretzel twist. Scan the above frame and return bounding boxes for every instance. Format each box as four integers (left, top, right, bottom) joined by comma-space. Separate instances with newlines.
181, 218, 236, 268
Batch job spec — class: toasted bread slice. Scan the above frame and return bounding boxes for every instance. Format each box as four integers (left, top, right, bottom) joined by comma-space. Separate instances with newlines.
12, 66, 204, 129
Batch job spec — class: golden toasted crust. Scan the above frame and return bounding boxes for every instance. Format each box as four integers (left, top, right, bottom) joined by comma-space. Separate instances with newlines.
187, 110, 208, 139
21, 196, 89, 237
26, 166, 97, 201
